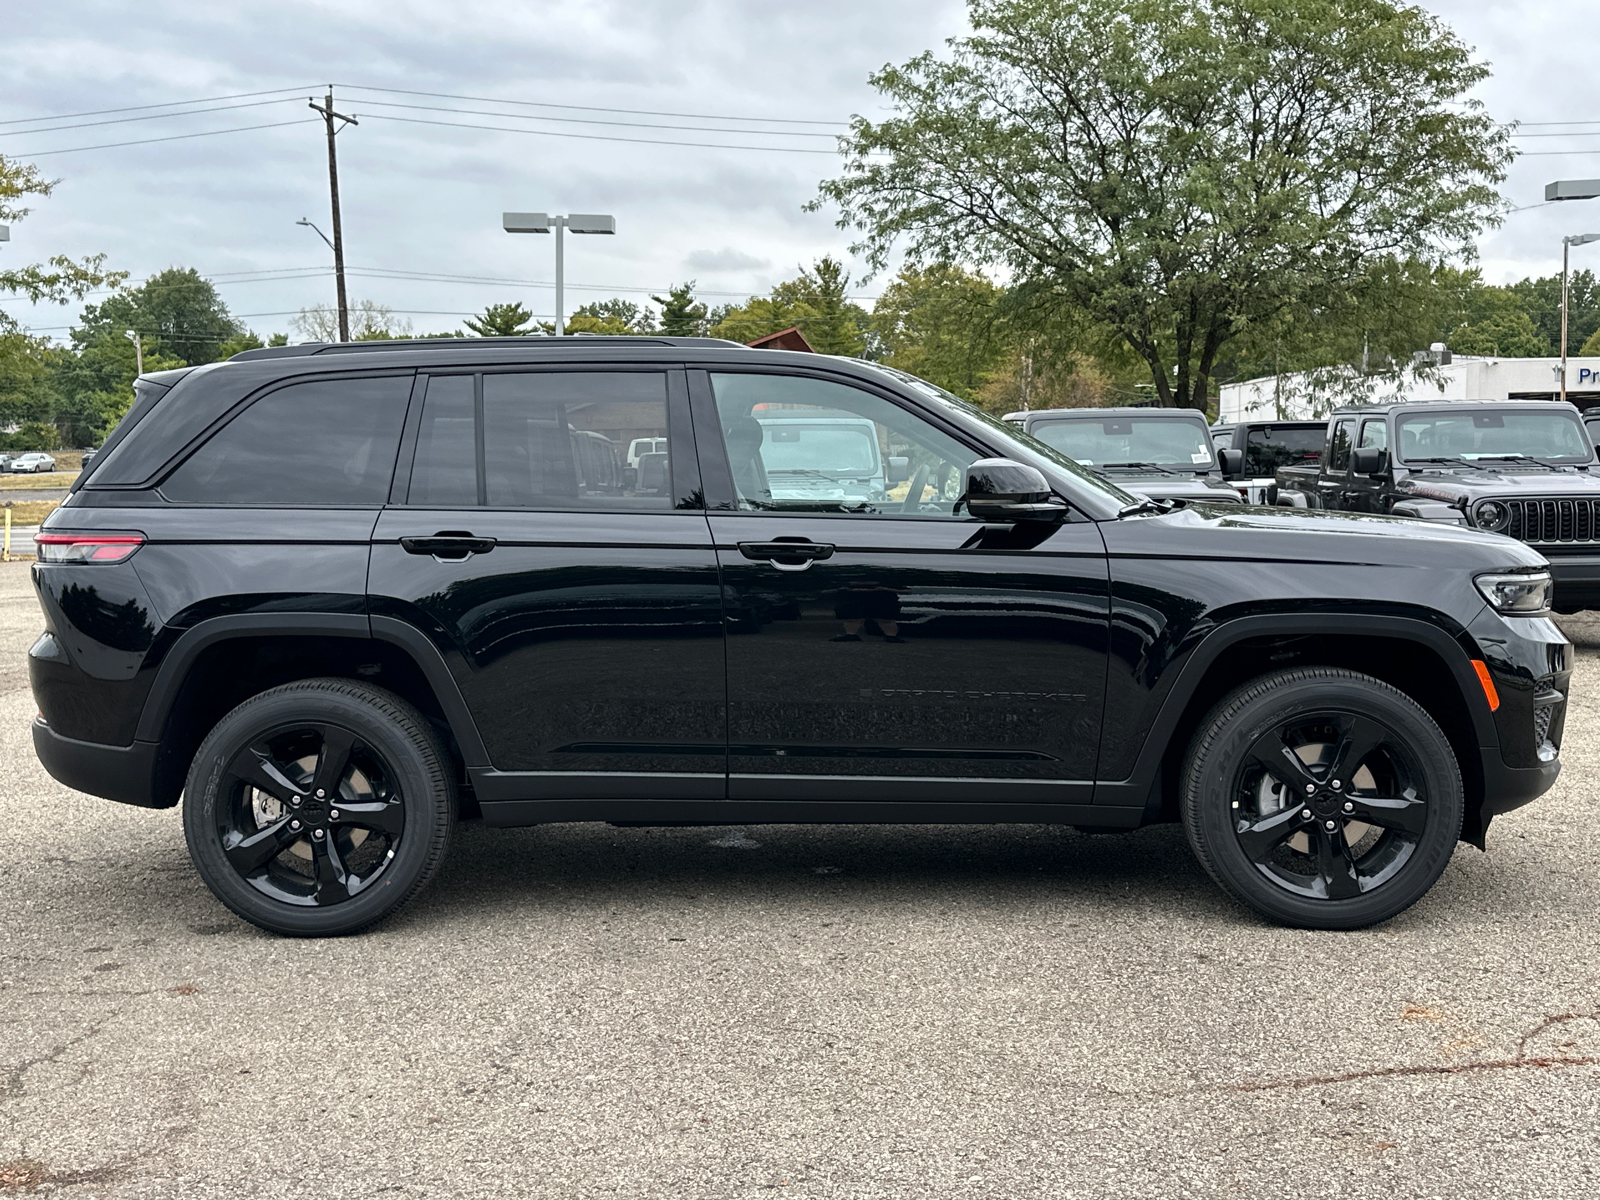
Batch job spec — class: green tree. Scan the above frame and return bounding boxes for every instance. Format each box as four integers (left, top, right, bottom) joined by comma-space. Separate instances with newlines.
818, 0, 1510, 410
571, 298, 657, 333
872, 264, 1009, 399
1510, 271, 1600, 358
0, 154, 123, 316
652, 283, 708, 337
76, 268, 242, 365
709, 258, 871, 354
292, 301, 412, 341
464, 302, 535, 337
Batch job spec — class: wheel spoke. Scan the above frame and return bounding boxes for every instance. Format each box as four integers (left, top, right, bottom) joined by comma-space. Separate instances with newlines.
223, 816, 301, 874
1235, 804, 1307, 862
311, 834, 354, 905
310, 725, 357, 800
1245, 729, 1320, 794
331, 799, 403, 838
1326, 716, 1387, 789
1314, 824, 1363, 900
227, 744, 302, 804
1347, 792, 1428, 838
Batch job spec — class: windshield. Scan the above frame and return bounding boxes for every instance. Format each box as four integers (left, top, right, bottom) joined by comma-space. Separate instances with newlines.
1028, 415, 1213, 468
758, 423, 878, 475
1396, 409, 1594, 463
849, 361, 1139, 506
1244, 426, 1325, 475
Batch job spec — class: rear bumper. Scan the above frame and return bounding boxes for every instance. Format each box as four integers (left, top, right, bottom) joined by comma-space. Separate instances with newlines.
32, 719, 162, 808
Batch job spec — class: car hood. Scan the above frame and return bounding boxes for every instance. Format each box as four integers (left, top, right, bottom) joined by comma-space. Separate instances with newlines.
1397, 467, 1600, 501
1116, 501, 1549, 572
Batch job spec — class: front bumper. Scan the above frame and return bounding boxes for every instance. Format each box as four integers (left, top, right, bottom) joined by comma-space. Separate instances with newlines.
32, 718, 162, 808
1543, 553, 1600, 611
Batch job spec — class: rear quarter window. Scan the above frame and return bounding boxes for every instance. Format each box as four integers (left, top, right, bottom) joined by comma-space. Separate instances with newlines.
160, 375, 411, 506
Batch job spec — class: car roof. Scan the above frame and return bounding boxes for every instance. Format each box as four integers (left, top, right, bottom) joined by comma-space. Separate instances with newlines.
1006, 406, 1206, 420
1332, 400, 1582, 417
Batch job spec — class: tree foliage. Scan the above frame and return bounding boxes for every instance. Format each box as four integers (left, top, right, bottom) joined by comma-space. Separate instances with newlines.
652, 283, 709, 337
709, 257, 871, 354
76, 268, 242, 364
464, 302, 535, 337
872, 264, 1008, 399
818, 0, 1510, 410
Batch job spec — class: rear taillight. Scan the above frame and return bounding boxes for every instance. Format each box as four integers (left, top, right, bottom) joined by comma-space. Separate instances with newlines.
35, 532, 145, 564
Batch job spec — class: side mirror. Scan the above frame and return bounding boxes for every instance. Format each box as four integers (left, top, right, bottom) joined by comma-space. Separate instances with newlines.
1351, 447, 1386, 476
1217, 447, 1244, 478
962, 458, 1067, 521
887, 455, 910, 486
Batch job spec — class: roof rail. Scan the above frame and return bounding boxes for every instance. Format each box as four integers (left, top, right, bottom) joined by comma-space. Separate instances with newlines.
229, 335, 747, 362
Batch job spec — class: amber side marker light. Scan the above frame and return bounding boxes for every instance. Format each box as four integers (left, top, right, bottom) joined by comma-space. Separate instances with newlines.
1470, 659, 1501, 712
35, 533, 144, 564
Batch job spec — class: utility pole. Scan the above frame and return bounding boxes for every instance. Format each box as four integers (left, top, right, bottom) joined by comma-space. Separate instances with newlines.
309, 88, 358, 342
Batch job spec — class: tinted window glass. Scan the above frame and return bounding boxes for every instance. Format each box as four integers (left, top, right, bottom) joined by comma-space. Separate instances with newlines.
482, 372, 671, 508
1243, 426, 1325, 475
1329, 420, 1354, 471
408, 375, 477, 506
710, 372, 980, 516
162, 376, 410, 505
1358, 419, 1388, 450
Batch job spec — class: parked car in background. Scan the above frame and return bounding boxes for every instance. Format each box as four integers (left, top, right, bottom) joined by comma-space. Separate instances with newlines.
0, 455, 14, 473
12, 453, 56, 474
1582, 406, 1600, 449
1212, 420, 1327, 503
1005, 407, 1244, 504
1275, 401, 1600, 611
79, 448, 98, 469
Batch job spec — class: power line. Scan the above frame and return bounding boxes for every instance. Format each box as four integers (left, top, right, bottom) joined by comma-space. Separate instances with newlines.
0, 97, 303, 139
0, 85, 318, 128
357, 112, 841, 153
11, 118, 323, 158
337, 82, 848, 126
348, 98, 838, 138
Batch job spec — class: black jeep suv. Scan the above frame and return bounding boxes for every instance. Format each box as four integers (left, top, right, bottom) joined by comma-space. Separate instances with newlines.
31, 338, 1570, 935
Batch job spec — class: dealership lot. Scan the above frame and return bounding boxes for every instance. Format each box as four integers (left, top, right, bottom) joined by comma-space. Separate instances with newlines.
0, 558, 1596, 1198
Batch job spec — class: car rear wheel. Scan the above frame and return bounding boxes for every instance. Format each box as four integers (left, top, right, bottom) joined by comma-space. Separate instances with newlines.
183, 679, 454, 936
1181, 668, 1463, 930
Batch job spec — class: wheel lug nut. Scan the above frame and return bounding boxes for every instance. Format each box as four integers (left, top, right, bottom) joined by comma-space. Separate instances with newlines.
1304, 783, 1315, 795
1343, 801, 1354, 813
290, 820, 301, 831
312, 829, 325, 841
1331, 780, 1342, 790
316, 789, 326, 798
1325, 820, 1337, 830
330, 809, 340, 820
290, 795, 301, 807
1301, 808, 1313, 819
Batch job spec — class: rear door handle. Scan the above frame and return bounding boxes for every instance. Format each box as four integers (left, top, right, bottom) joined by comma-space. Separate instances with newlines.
737, 541, 836, 571
400, 532, 497, 561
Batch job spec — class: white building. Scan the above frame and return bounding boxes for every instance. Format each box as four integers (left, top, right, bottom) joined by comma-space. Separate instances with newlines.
1218, 356, 1600, 423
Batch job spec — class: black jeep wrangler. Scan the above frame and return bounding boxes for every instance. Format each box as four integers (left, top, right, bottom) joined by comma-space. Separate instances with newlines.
1275, 401, 1600, 611
31, 339, 1569, 935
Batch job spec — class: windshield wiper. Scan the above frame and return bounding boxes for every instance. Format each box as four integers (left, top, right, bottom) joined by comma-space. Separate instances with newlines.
1406, 456, 1476, 469
1475, 454, 1564, 470
1101, 461, 1181, 475
767, 468, 869, 480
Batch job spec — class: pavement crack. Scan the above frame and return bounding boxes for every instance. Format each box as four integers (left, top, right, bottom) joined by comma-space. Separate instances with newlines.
0, 1021, 111, 1103
1231, 1010, 1600, 1093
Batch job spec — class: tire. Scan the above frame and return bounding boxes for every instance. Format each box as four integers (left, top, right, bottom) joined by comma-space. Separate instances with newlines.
1181, 668, 1463, 930
183, 678, 455, 936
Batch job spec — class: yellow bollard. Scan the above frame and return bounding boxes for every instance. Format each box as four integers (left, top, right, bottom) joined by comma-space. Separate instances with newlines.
2, 503, 10, 563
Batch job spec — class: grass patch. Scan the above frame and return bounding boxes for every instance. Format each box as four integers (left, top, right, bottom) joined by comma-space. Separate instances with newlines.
3, 500, 59, 525
1, 471, 78, 490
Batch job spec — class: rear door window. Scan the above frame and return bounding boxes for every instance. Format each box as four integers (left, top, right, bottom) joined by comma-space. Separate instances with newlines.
1328, 420, 1355, 472
161, 375, 411, 506
406, 371, 683, 510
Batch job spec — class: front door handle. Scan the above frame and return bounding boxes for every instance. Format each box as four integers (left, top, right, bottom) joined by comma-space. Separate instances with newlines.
737, 541, 836, 572
400, 532, 497, 561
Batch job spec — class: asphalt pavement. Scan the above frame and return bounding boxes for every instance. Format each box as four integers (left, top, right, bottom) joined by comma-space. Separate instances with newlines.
1, 558, 1596, 1198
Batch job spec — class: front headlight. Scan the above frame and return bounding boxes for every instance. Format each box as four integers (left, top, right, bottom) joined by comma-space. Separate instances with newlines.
1475, 570, 1552, 614
1473, 500, 1510, 532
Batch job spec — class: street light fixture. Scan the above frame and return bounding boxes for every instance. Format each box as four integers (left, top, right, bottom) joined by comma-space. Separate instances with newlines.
1560, 233, 1600, 403
502, 212, 616, 336
0, 225, 9, 242
1546, 180, 1600, 202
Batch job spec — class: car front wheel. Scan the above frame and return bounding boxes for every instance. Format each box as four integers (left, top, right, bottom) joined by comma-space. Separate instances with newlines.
183, 679, 455, 936
1181, 668, 1463, 930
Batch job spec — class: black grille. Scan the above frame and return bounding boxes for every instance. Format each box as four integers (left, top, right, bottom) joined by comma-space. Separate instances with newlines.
1506, 498, 1600, 544
1533, 703, 1553, 745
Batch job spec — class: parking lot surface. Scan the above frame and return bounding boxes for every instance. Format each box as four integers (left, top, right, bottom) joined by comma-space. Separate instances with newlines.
1, 559, 1597, 1199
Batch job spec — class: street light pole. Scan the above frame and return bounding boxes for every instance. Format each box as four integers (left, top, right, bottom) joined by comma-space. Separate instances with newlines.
124, 330, 143, 376
1560, 233, 1600, 403
502, 212, 616, 335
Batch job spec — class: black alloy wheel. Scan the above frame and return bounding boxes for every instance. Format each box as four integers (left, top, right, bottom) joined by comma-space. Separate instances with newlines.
1182, 668, 1463, 930
184, 679, 454, 936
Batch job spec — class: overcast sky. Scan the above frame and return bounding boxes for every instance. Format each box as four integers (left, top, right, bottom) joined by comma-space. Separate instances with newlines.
1, 0, 1597, 342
